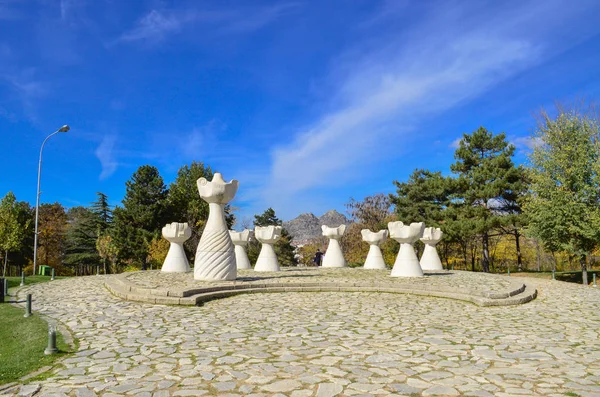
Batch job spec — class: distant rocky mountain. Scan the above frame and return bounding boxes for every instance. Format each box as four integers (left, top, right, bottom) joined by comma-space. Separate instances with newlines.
283, 210, 349, 245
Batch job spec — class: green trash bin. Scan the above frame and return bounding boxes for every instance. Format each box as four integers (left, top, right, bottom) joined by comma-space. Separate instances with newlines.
39, 265, 52, 276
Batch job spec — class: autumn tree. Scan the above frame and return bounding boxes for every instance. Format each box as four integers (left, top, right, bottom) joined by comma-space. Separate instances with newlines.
0, 192, 28, 276
524, 105, 600, 285
37, 202, 68, 270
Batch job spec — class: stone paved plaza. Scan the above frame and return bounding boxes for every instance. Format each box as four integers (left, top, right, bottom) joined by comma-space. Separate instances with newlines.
4, 270, 600, 397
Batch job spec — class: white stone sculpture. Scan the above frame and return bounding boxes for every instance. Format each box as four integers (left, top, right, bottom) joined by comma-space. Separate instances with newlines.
420, 227, 444, 271
389, 221, 425, 277
254, 225, 282, 272
229, 229, 254, 270
322, 225, 347, 268
194, 173, 239, 281
361, 229, 388, 270
161, 222, 192, 273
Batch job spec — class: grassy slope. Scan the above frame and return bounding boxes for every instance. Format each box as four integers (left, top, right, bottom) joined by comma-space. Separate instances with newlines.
0, 277, 70, 384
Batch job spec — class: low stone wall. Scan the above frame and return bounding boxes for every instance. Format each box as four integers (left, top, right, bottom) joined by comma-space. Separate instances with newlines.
105, 269, 537, 307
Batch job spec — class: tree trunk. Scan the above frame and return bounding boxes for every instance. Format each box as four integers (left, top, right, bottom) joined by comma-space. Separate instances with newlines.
482, 232, 490, 273
535, 240, 541, 272
471, 253, 475, 272
514, 229, 523, 272
103, 258, 107, 275
581, 254, 588, 286
3, 251, 7, 278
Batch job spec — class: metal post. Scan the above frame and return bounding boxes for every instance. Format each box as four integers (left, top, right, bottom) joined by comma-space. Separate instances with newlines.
51, 268, 55, 281
0, 279, 4, 303
44, 325, 58, 355
24, 293, 32, 317
20, 271, 25, 286
593, 273, 597, 288
33, 126, 70, 277
4, 277, 7, 296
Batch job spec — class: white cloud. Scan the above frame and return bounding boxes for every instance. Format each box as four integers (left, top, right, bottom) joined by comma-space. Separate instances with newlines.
259, 0, 600, 218
513, 136, 542, 151
450, 138, 462, 149
118, 3, 300, 44
95, 134, 118, 180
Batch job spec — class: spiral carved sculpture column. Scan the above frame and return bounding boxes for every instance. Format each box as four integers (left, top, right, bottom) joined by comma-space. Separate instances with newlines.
161, 222, 192, 273
322, 225, 347, 268
194, 173, 239, 281
229, 229, 253, 270
361, 229, 388, 270
389, 221, 425, 277
420, 227, 444, 271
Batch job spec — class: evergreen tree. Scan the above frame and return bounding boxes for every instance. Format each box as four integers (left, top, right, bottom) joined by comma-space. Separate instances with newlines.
449, 127, 526, 272
112, 165, 169, 270
64, 207, 101, 275
391, 170, 449, 225
524, 106, 600, 285
91, 192, 113, 234
248, 208, 297, 266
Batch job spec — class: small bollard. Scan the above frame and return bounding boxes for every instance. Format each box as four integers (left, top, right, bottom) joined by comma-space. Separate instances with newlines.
24, 293, 32, 317
552, 269, 556, 280
44, 325, 58, 355
0, 279, 4, 303
51, 268, 55, 281
20, 271, 25, 287
593, 273, 597, 288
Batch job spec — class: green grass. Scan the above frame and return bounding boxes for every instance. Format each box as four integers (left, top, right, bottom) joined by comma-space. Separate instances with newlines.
4, 275, 67, 290
0, 304, 70, 384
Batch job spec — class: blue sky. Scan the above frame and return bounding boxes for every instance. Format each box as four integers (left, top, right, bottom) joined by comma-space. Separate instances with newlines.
1, 0, 600, 223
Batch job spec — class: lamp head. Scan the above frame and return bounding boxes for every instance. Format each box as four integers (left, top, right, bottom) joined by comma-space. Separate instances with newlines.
58, 125, 70, 133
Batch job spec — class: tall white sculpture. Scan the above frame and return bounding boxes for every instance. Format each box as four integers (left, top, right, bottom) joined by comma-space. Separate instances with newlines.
361, 229, 388, 270
254, 225, 282, 272
230, 229, 253, 270
389, 221, 425, 277
420, 227, 444, 271
322, 225, 347, 268
161, 222, 192, 273
194, 173, 239, 281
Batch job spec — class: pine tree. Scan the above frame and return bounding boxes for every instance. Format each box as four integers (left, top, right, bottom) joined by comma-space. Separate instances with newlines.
90, 192, 113, 234
64, 207, 101, 275
450, 127, 526, 272
391, 170, 449, 225
112, 165, 169, 270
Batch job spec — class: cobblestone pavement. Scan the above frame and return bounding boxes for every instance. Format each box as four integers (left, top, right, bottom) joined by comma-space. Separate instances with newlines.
6, 273, 600, 397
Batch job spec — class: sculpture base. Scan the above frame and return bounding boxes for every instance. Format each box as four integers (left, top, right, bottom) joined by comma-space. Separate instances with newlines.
420, 244, 443, 271
322, 239, 347, 268
161, 243, 190, 273
364, 245, 387, 269
255, 244, 280, 272
194, 228, 237, 281
391, 243, 423, 277
234, 245, 252, 270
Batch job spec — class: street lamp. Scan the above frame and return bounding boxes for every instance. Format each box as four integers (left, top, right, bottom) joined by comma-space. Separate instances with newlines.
33, 125, 70, 276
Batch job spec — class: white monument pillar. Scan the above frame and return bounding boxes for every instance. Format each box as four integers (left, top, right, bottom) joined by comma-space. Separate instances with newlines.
389, 221, 425, 277
230, 229, 253, 270
254, 225, 282, 272
420, 227, 444, 271
322, 225, 347, 268
161, 222, 192, 273
361, 229, 388, 270
194, 173, 239, 281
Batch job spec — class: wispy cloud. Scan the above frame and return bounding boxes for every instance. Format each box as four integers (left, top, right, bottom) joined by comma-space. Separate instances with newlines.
513, 136, 542, 151
259, 0, 600, 218
95, 134, 118, 180
118, 3, 300, 44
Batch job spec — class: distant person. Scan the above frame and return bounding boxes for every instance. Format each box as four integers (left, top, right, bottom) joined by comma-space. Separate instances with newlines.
313, 249, 324, 267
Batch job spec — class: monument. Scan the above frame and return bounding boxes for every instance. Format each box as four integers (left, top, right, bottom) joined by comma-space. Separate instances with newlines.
161, 222, 191, 273
229, 229, 253, 270
420, 227, 444, 271
254, 225, 282, 272
361, 229, 388, 270
194, 173, 239, 281
322, 225, 347, 268
388, 221, 425, 277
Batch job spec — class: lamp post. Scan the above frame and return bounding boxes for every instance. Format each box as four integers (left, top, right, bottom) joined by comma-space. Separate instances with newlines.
33, 125, 70, 277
